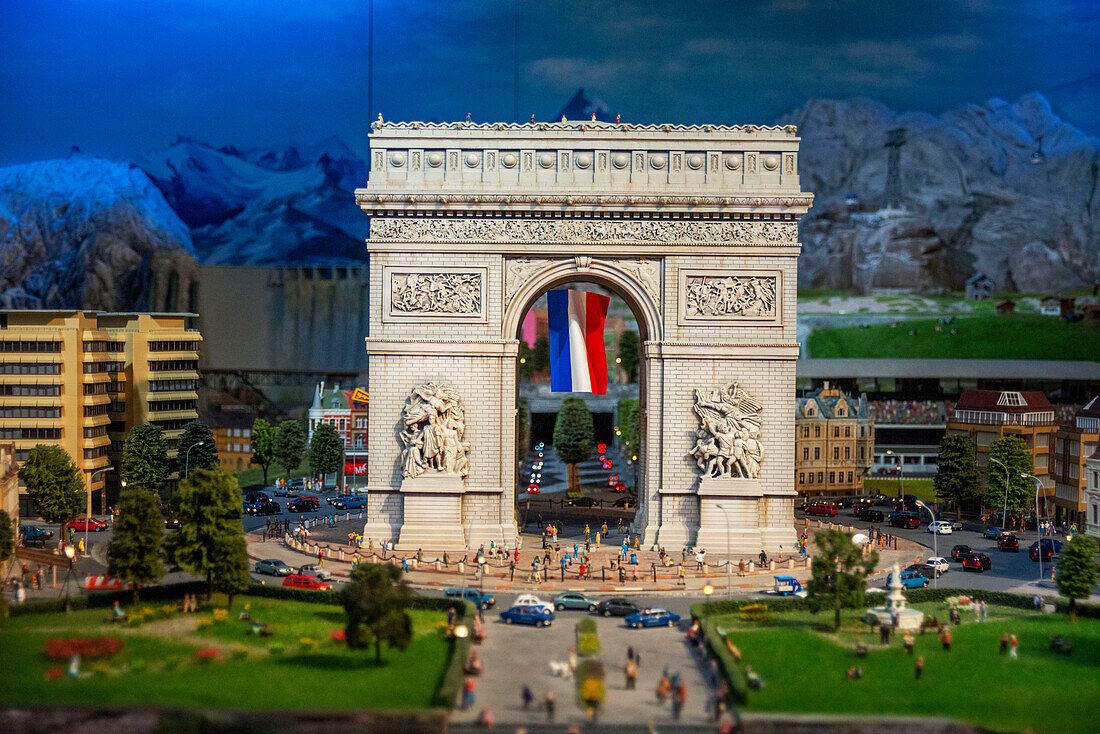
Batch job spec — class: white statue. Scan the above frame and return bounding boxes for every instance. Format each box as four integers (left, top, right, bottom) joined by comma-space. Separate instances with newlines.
687, 383, 764, 479
399, 383, 469, 478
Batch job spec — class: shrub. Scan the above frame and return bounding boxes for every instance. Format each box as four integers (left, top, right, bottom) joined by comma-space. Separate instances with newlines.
576, 618, 597, 635
577, 632, 601, 657
195, 648, 221, 663
738, 603, 772, 623
91, 661, 112, 676
44, 637, 124, 660
269, 643, 285, 656
230, 643, 249, 660
576, 659, 606, 708
213, 608, 229, 623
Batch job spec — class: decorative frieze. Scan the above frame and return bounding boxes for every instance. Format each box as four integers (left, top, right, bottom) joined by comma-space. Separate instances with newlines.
678, 269, 782, 326
370, 218, 797, 245
400, 383, 469, 479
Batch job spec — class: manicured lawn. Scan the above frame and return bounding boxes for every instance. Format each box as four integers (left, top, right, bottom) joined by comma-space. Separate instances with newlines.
709, 603, 1100, 734
0, 596, 452, 710
808, 313, 1099, 360
864, 478, 935, 503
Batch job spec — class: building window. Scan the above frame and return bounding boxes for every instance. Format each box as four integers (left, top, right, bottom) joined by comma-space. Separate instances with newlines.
814, 426, 820, 438
0, 362, 60, 375
0, 384, 60, 397
829, 471, 835, 484
833, 426, 840, 438
817, 472, 824, 484
243, 428, 251, 437
1070, 464, 1079, 480
807, 473, 814, 484
148, 359, 198, 371
859, 426, 865, 438
1070, 442, 1079, 457
0, 427, 60, 440
833, 447, 840, 460
845, 425, 851, 438
148, 340, 201, 352
802, 426, 809, 438
847, 471, 853, 484
0, 340, 61, 352
0, 405, 60, 419
150, 379, 198, 391
149, 399, 197, 413
799, 472, 805, 483
859, 446, 865, 460
845, 446, 851, 460
814, 447, 820, 460
83, 404, 109, 417
1035, 454, 1048, 469
1035, 433, 1049, 448
83, 426, 108, 438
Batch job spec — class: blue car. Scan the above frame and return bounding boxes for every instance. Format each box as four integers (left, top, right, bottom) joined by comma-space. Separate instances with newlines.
332, 496, 367, 510
444, 586, 496, 609
983, 527, 1007, 540
255, 558, 293, 576
886, 570, 929, 589
499, 604, 554, 627
625, 608, 681, 629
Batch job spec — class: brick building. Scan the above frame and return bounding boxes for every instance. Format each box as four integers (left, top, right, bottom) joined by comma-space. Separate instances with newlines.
795, 383, 875, 498
945, 390, 1057, 514
204, 409, 255, 473
0, 310, 200, 515
308, 382, 368, 485
1051, 396, 1099, 527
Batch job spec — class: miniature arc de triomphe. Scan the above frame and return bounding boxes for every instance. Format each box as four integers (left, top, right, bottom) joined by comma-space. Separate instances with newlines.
356, 118, 813, 554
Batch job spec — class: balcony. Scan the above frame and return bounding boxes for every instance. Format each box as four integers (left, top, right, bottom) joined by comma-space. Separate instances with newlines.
951, 410, 1057, 427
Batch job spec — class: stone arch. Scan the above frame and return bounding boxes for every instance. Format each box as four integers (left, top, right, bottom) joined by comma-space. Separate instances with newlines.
501, 258, 663, 343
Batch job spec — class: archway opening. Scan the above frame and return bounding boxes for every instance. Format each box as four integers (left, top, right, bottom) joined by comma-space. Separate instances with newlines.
511, 275, 649, 543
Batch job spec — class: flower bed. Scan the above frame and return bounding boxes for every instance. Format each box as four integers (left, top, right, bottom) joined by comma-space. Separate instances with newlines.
44, 637, 124, 660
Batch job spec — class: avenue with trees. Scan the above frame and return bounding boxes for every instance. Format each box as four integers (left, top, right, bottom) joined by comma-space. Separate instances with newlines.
808, 529, 879, 631
933, 434, 980, 519
340, 563, 414, 664
20, 444, 85, 542
983, 436, 1034, 527
309, 422, 344, 487
121, 424, 171, 498
165, 467, 250, 606
107, 485, 165, 603
553, 397, 595, 496
249, 418, 276, 484
273, 419, 306, 475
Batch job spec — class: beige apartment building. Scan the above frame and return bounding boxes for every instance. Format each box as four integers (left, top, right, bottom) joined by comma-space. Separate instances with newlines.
0, 311, 200, 515
795, 383, 875, 498
945, 389, 1057, 515
1051, 396, 1099, 527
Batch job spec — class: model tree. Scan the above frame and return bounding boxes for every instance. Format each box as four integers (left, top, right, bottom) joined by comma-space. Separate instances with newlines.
617, 330, 640, 383
107, 486, 165, 603
21, 444, 85, 543
273, 419, 306, 475
554, 397, 595, 496
0, 509, 13, 567
340, 563, 414, 663
309, 422, 344, 487
984, 436, 1034, 528
808, 529, 879, 631
531, 336, 550, 376
165, 468, 248, 603
121, 424, 171, 497
516, 397, 531, 468
212, 531, 251, 609
617, 398, 641, 460
1056, 534, 1099, 623
933, 434, 980, 520
177, 420, 219, 477
249, 418, 276, 484
518, 341, 534, 379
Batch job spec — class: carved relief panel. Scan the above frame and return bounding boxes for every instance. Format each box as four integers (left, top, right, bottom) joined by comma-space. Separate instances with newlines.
677, 269, 781, 326
382, 266, 487, 324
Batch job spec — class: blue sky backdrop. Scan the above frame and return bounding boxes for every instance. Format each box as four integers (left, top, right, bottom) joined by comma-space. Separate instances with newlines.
1, 0, 1097, 165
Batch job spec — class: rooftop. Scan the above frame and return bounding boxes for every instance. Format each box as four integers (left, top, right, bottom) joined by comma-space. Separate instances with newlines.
953, 389, 1053, 413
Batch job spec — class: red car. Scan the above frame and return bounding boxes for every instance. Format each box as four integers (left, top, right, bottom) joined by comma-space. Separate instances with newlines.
282, 574, 332, 591
67, 517, 107, 532
807, 503, 838, 517
613, 482, 627, 492
526, 483, 540, 493
962, 552, 992, 572
997, 534, 1020, 552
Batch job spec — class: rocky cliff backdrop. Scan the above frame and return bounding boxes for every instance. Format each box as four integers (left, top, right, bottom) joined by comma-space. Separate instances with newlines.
1, 92, 1097, 309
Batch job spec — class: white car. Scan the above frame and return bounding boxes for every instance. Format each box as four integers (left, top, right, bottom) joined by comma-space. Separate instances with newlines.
927, 521, 953, 535
924, 557, 950, 575
512, 594, 554, 612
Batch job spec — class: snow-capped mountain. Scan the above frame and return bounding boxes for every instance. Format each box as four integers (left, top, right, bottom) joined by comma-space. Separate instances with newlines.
0, 158, 194, 309
138, 136, 368, 265
786, 92, 1100, 292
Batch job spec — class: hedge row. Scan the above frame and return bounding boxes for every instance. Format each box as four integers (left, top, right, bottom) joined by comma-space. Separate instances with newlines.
692, 589, 1100, 622
699, 617, 748, 705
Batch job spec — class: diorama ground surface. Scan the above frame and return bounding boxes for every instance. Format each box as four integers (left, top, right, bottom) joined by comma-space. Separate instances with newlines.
709, 602, 1100, 734
863, 478, 935, 502
0, 596, 451, 711
807, 313, 1099, 360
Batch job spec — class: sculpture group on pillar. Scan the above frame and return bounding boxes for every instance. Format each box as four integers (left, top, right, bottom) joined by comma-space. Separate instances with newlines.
399, 382, 470, 478
688, 383, 764, 479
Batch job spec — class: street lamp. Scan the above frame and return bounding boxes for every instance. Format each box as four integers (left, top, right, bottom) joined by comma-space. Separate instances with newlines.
85, 466, 113, 557
184, 439, 212, 479
989, 456, 1010, 531
1022, 472, 1045, 583
885, 450, 904, 499
477, 556, 487, 594
715, 503, 733, 598
63, 544, 76, 613
916, 500, 937, 589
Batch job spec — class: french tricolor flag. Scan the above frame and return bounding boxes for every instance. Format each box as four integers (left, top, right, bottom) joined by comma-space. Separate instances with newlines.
547, 289, 610, 394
